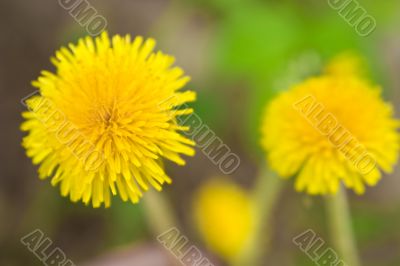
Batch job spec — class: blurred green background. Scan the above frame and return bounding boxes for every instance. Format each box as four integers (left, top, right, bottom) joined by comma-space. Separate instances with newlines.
1, 0, 400, 265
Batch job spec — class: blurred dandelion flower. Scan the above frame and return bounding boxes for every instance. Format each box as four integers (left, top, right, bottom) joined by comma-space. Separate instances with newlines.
21, 32, 196, 207
261, 54, 399, 195
192, 178, 255, 261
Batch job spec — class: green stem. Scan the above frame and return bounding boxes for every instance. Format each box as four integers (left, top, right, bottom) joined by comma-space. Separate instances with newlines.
325, 186, 360, 266
234, 166, 284, 266
142, 189, 178, 236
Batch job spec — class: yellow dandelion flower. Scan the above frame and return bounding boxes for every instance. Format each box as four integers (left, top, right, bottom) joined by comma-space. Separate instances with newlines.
21, 32, 196, 207
192, 178, 255, 260
261, 57, 399, 195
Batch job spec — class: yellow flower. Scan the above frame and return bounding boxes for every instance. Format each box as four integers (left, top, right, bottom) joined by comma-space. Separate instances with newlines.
261, 55, 399, 195
192, 178, 255, 260
21, 32, 196, 207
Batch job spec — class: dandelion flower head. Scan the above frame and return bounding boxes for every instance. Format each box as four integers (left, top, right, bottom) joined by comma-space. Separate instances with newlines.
192, 178, 255, 260
21, 32, 196, 207
261, 53, 399, 195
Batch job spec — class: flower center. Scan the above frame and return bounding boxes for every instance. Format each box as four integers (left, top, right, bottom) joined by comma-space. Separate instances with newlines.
90, 99, 122, 132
